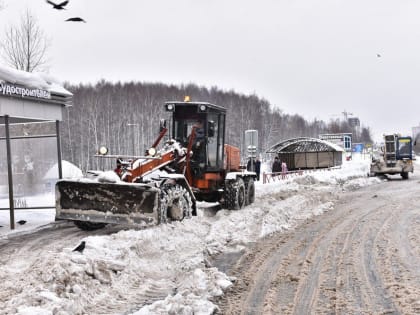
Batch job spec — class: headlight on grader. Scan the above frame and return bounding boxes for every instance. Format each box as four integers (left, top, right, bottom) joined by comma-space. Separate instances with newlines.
165, 103, 175, 111
148, 147, 157, 156
98, 146, 108, 155
198, 104, 207, 112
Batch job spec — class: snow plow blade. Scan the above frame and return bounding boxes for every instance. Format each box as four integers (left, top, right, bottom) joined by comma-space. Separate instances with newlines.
56, 180, 160, 225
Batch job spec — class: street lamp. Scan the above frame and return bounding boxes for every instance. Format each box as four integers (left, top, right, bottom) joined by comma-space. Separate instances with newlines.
127, 123, 139, 156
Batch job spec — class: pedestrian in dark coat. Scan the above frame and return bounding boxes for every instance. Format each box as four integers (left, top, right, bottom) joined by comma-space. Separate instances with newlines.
272, 156, 281, 173
247, 158, 255, 171
255, 158, 261, 181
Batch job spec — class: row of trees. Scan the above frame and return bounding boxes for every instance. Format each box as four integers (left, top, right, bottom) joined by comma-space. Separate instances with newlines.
61, 81, 372, 171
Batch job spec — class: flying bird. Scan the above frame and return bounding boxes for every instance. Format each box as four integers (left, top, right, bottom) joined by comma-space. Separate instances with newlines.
46, 0, 69, 10
65, 17, 86, 23
72, 241, 86, 253
17, 220, 27, 225
377, 53, 381, 58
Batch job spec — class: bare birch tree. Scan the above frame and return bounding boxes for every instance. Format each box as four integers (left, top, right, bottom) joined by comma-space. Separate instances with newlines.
1, 9, 50, 72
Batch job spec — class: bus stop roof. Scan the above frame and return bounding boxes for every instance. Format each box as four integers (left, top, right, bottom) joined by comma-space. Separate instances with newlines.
0, 64, 72, 123
266, 137, 344, 154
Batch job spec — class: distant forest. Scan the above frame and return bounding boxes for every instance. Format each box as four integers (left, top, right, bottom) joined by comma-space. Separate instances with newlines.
61, 81, 372, 171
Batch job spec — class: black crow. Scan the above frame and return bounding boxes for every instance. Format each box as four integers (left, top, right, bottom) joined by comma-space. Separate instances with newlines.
65, 17, 86, 23
46, 0, 69, 10
72, 241, 86, 253
17, 220, 27, 225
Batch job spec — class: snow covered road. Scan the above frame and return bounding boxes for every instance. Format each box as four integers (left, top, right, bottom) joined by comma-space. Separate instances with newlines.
0, 160, 395, 315
218, 174, 420, 314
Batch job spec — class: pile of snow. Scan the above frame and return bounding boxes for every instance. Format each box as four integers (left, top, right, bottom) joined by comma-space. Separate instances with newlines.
43, 160, 83, 180
97, 171, 121, 183
0, 160, 382, 314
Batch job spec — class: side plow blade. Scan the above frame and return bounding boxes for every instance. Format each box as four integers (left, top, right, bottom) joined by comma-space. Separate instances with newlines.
56, 180, 160, 226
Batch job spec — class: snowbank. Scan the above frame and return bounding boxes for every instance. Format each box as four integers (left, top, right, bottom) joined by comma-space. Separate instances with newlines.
43, 160, 83, 180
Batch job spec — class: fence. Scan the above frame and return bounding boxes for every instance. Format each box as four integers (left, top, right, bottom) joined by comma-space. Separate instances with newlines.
262, 166, 342, 184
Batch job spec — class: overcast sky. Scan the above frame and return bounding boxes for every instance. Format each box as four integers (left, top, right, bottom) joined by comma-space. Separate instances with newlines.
1, 0, 420, 141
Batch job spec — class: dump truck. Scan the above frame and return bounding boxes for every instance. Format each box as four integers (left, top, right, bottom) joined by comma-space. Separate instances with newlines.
56, 101, 256, 230
370, 134, 413, 179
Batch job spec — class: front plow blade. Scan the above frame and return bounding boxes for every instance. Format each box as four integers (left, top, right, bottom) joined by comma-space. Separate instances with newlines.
56, 180, 160, 225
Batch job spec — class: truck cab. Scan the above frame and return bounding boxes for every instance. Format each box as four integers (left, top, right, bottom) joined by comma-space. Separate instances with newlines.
371, 134, 414, 179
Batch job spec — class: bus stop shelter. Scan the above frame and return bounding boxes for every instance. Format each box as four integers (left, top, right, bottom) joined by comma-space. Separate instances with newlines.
0, 65, 72, 229
266, 137, 344, 170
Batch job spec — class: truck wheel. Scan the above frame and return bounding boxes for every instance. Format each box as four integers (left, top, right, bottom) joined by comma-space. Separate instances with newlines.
401, 172, 409, 180
224, 177, 246, 210
74, 220, 107, 231
159, 184, 193, 223
245, 178, 255, 205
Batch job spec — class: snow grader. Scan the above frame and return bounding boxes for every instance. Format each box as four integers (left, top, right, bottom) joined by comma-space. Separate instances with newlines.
56, 101, 256, 230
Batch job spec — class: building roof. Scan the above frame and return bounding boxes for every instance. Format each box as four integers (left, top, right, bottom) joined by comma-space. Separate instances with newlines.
0, 64, 72, 105
0, 64, 73, 122
266, 137, 344, 153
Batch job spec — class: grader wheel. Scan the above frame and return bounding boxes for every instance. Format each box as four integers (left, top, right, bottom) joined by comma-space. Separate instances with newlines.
159, 184, 193, 223
245, 178, 255, 206
224, 177, 246, 210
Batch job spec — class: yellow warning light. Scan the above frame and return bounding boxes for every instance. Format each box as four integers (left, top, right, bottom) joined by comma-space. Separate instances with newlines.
184, 96, 191, 102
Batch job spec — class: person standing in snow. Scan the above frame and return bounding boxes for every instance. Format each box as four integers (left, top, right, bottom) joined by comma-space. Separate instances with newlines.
272, 156, 281, 174
255, 157, 261, 181
247, 157, 255, 171
23, 154, 35, 195
281, 161, 288, 179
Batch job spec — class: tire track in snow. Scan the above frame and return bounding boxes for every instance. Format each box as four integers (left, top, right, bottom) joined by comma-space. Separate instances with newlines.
219, 177, 420, 314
